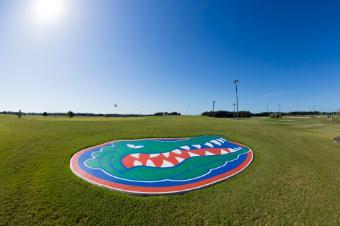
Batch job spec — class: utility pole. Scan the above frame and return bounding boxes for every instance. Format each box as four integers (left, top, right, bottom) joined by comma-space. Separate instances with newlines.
233, 80, 239, 119
212, 101, 216, 112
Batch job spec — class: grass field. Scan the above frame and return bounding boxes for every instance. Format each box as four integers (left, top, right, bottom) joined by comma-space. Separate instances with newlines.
0, 115, 339, 225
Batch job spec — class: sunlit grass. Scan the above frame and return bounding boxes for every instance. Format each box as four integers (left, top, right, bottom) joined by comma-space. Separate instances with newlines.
0, 115, 339, 225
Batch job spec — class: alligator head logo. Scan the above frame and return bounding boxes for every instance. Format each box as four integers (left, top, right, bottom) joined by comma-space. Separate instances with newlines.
70, 135, 253, 195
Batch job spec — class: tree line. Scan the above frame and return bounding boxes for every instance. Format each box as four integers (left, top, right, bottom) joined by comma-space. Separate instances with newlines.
0, 111, 181, 117
201, 110, 337, 118
1, 110, 337, 118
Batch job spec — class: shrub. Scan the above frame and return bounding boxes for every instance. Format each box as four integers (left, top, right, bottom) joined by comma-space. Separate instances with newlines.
42, 112, 48, 116
67, 111, 74, 118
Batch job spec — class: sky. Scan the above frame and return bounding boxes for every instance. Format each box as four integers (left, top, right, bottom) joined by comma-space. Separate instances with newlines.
0, 0, 339, 114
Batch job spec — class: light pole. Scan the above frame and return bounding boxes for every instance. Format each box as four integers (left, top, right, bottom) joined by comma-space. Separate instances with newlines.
233, 80, 239, 119
113, 104, 118, 116
212, 101, 216, 112
233, 103, 236, 119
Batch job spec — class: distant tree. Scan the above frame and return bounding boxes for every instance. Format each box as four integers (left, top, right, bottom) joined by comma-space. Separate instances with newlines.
42, 112, 48, 116
154, 112, 181, 116
201, 111, 253, 118
154, 112, 164, 116
67, 111, 74, 118
2, 111, 6, 114
169, 112, 181, 115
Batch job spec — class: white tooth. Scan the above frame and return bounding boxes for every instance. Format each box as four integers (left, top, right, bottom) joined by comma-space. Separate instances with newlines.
228, 148, 237, 153
188, 152, 199, 157
175, 157, 185, 163
211, 140, 222, 146
161, 160, 174, 167
180, 145, 190, 150
150, 153, 160, 158
173, 149, 182, 154
192, 144, 201, 149
205, 151, 215, 156
220, 149, 229, 154
146, 160, 155, 167
133, 160, 142, 166
131, 153, 140, 158
162, 152, 170, 158
205, 142, 214, 148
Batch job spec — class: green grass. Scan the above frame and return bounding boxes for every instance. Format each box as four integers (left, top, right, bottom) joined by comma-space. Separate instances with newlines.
0, 115, 339, 225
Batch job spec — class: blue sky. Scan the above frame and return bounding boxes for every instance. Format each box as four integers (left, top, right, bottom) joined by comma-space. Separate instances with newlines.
0, 0, 339, 114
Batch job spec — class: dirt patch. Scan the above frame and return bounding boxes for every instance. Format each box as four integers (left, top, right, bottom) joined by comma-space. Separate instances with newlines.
333, 136, 340, 143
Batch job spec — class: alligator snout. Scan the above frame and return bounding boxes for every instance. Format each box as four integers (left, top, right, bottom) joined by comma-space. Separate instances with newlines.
122, 137, 243, 168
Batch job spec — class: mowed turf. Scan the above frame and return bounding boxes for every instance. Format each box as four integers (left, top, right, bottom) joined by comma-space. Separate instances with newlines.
0, 115, 339, 225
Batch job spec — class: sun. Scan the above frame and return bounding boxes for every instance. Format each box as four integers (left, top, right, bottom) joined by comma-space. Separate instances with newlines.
30, 0, 68, 27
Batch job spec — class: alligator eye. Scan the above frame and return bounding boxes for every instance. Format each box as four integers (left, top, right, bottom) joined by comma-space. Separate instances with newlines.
126, 144, 144, 149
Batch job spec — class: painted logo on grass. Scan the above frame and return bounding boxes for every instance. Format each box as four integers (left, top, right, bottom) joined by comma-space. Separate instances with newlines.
70, 135, 253, 195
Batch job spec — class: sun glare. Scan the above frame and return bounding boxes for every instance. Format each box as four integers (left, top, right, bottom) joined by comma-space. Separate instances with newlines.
30, 0, 67, 27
